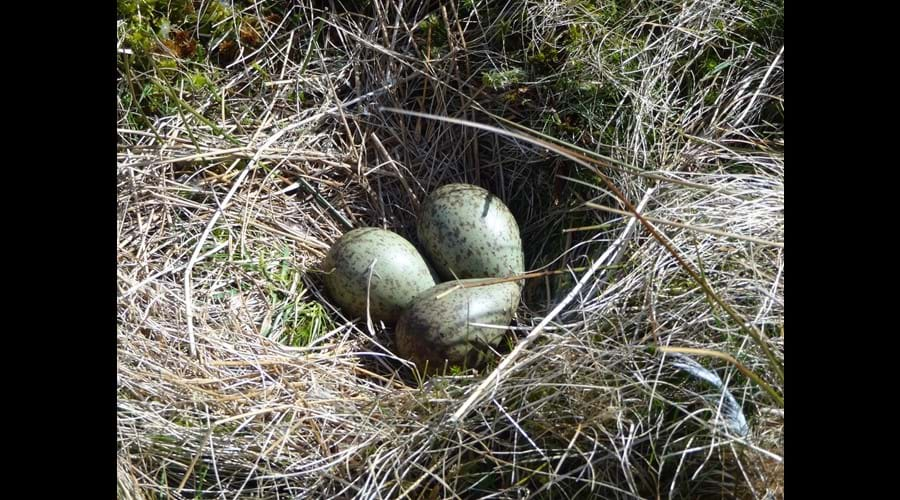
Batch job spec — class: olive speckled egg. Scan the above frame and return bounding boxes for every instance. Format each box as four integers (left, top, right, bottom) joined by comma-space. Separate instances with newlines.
323, 228, 439, 324
394, 279, 521, 373
418, 184, 524, 281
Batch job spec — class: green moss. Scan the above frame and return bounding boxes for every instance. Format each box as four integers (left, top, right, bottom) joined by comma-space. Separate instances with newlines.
417, 13, 449, 50
703, 55, 721, 75
172, 414, 197, 428
117, 0, 278, 74
460, 0, 476, 16
482, 68, 525, 90
117, 0, 243, 126
250, 61, 270, 81
736, 0, 784, 47
528, 43, 562, 74
188, 72, 209, 91
137, 81, 177, 115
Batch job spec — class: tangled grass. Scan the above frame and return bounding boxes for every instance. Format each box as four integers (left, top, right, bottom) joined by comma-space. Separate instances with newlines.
117, 0, 783, 498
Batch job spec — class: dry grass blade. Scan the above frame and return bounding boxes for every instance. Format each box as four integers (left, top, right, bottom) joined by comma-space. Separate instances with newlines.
118, 0, 783, 497
578, 201, 784, 248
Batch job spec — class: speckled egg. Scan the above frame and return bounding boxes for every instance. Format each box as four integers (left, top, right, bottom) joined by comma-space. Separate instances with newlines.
322, 228, 439, 324
394, 279, 521, 373
418, 184, 524, 281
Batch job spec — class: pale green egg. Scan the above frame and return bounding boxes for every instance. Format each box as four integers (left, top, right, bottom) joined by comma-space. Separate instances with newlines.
394, 279, 521, 373
323, 228, 438, 324
418, 184, 524, 281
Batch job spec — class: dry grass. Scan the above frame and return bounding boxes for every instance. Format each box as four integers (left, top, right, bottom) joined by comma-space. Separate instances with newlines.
117, 0, 783, 498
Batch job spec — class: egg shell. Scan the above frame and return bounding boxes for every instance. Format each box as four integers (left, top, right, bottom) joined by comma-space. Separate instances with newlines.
394, 279, 521, 373
418, 183, 524, 281
323, 227, 439, 324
